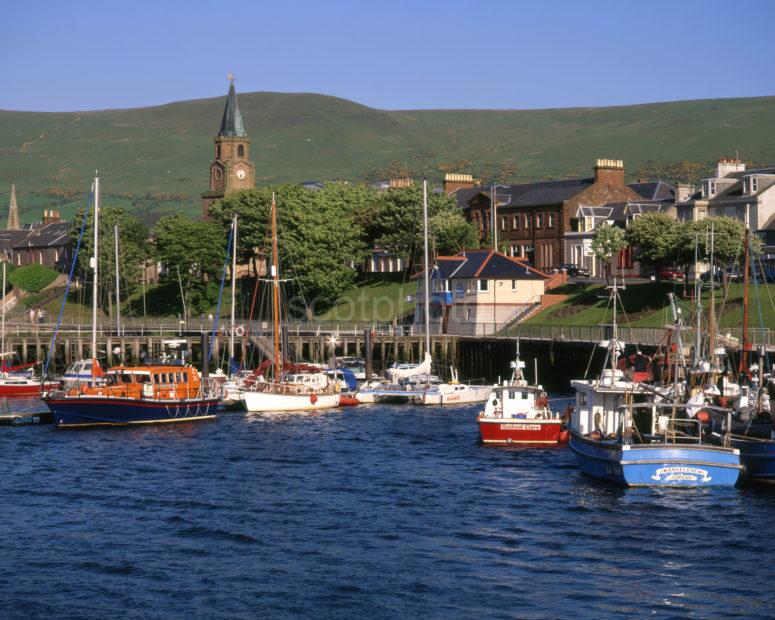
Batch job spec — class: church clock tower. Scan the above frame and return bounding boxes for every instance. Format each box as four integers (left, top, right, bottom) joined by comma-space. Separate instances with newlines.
201, 78, 255, 217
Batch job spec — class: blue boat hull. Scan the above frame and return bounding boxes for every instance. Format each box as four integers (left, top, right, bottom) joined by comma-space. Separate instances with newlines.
733, 438, 775, 482
569, 431, 742, 487
44, 396, 219, 428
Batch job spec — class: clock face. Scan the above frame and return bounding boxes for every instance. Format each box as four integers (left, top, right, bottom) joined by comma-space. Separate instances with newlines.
236, 169, 247, 180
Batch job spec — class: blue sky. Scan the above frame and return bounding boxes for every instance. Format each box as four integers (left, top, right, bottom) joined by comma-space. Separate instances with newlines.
1, 0, 773, 111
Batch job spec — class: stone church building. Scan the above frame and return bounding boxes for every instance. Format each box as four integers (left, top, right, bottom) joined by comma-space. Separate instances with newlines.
201, 79, 256, 217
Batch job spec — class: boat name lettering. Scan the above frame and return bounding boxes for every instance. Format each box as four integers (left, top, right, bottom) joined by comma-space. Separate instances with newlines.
650, 466, 711, 483
500, 424, 541, 431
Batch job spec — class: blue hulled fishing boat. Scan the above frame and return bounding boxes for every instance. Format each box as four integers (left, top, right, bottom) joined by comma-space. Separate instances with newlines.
568, 279, 742, 487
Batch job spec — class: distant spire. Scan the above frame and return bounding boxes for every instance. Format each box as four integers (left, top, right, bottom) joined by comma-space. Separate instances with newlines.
218, 77, 247, 138
6, 184, 20, 230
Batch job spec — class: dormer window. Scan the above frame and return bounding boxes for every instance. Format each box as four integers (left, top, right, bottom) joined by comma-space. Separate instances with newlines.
703, 180, 717, 198
752, 177, 759, 193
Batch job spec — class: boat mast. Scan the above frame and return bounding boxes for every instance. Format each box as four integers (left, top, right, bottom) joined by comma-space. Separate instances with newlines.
114, 224, 121, 337
610, 273, 619, 386
708, 224, 716, 370
1, 261, 5, 361
271, 193, 281, 381
229, 213, 237, 365
91, 173, 100, 360
739, 227, 750, 378
422, 179, 431, 357
693, 233, 702, 369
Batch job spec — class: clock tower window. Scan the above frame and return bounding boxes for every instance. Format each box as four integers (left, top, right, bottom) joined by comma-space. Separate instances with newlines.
237, 144, 245, 158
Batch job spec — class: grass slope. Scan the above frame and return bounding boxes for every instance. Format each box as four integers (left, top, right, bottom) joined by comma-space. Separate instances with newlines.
1, 94, 774, 223
526, 282, 775, 328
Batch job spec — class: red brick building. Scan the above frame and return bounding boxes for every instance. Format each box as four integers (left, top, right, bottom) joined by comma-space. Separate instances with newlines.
455, 159, 643, 270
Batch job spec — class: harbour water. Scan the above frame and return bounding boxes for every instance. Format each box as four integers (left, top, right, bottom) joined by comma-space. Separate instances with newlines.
2, 400, 775, 618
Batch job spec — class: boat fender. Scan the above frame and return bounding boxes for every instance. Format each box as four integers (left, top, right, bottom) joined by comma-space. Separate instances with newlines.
695, 409, 711, 424
235, 325, 245, 337
310, 393, 318, 404
536, 396, 548, 409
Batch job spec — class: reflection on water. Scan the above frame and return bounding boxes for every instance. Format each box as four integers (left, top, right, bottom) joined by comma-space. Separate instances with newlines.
1, 401, 774, 618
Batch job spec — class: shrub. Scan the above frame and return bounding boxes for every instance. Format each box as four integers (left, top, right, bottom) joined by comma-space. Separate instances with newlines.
9, 264, 59, 293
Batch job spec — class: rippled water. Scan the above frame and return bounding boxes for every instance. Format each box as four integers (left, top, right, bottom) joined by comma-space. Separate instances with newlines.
2, 400, 775, 619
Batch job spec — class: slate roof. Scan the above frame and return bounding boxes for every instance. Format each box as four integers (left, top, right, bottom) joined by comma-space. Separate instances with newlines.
413, 250, 547, 281
218, 82, 247, 138
12, 222, 71, 249
628, 180, 675, 201
0, 230, 29, 254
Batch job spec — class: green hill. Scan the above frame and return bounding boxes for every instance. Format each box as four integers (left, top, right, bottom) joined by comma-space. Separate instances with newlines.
1, 93, 774, 223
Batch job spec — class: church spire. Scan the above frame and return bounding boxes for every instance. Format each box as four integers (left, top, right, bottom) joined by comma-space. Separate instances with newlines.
218, 78, 247, 138
6, 184, 20, 230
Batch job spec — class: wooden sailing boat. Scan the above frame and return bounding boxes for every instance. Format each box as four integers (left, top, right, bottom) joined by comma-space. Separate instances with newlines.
240, 194, 340, 413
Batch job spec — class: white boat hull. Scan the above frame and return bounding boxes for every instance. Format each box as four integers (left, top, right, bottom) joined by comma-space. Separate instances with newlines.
417, 385, 492, 406
242, 389, 340, 412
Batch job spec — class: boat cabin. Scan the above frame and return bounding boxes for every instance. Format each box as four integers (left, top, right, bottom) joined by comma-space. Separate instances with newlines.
483, 383, 550, 420
65, 364, 203, 400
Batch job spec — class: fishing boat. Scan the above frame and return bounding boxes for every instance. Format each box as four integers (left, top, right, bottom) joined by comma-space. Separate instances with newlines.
239, 194, 340, 413
355, 353, 438, 404
568, 277, 743, 487
477, 355, 567, 445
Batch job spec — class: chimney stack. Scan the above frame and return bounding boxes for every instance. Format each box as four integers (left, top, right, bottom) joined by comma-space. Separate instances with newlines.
714, 156, 745, 179
443, 173, 479, 194
593, 158, 625, 186
388, 177, 413, 189
675, 182, 695, 203
42, 209, 62, 225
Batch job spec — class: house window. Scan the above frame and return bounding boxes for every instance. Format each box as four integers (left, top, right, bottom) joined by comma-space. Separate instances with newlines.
511, 280, 517, 291
548, 213, 556, 228
512, 216, 519, 230
536, 214, 544, 228
752, 177, 759, 193
478, 279, 489, 292
237, 144, 245, 157
510, 245, 517, 257
500, 216, 508, 231
524, 214, 531, 228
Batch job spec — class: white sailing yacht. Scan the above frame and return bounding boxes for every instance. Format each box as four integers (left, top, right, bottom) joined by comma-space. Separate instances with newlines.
240, 194, 340, 413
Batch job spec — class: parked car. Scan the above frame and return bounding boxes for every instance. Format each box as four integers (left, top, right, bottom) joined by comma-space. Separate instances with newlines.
561, 263, 590, 278
658, 267, 685, 281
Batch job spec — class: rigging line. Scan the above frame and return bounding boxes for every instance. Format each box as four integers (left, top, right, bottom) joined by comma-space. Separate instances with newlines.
209, 221, 234, 364
582, 286, 612, 380
44, 191, 93, 376
714, 230, 745, 328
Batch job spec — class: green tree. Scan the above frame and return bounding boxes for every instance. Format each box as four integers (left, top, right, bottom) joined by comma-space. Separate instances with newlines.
366, 183, 464, 270
591, 222, 627, 283
430, 210, 480, 255
70, 205, 147, 317
152, 214, 227, 316
624, 212, 681, 269
209, 185, 368, 315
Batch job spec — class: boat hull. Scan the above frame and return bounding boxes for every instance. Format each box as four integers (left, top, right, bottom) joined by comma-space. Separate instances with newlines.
732, 437, 775, 482
0, 380, 59, 397
569, 431, 742, 487
44, 396, 219, 428
417, 385, 492, 406
478, 416, 564, 445
242, 390, 340, 412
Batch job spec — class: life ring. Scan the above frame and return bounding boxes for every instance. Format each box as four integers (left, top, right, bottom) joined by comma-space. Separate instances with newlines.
235, 325, 245, 337
536, 395, 548, 409
310, 393, 318, 404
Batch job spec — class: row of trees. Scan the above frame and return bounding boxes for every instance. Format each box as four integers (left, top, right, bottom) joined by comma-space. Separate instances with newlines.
70, 182, 480, 317
591, 213, 758, 279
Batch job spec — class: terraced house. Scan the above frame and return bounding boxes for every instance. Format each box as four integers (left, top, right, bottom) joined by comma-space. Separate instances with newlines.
455, 160, 659, 271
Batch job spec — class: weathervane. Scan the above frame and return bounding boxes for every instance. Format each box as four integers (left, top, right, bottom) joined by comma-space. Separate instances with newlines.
227, 73, 235, 83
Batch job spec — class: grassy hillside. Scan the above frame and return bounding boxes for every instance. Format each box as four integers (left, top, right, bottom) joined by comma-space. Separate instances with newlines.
1, 93, 774, 223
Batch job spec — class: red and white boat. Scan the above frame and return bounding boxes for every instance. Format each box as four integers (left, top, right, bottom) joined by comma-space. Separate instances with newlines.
0, 365, 60, 397
477, 359, 568, 445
